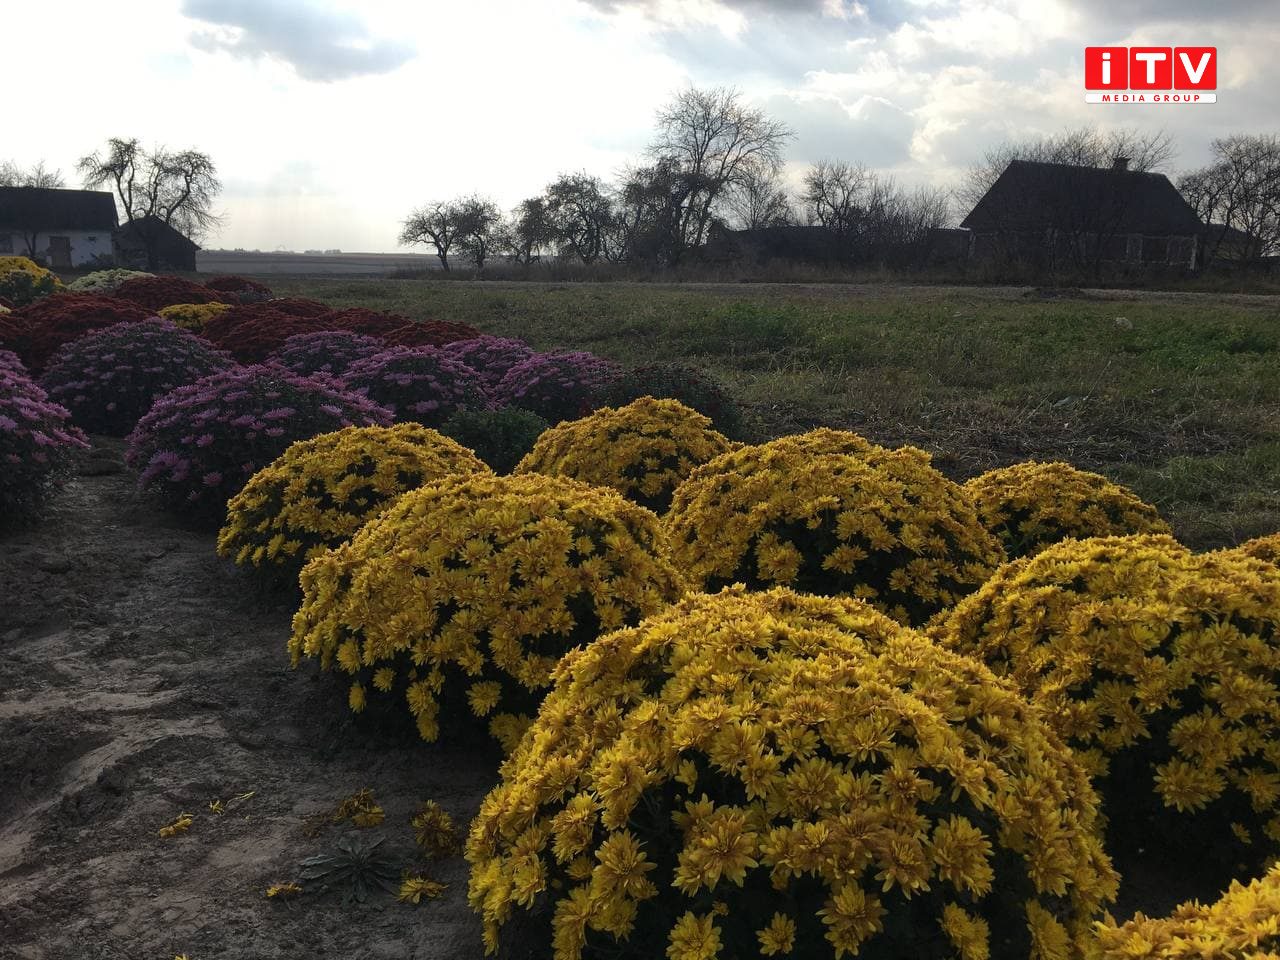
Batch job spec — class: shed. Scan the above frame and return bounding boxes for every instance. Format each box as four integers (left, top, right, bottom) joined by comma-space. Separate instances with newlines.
0, 187, 118, 268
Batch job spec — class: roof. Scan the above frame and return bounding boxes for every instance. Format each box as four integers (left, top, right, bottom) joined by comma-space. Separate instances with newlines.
960, 160, 1204, 236
114, 215, 200, 251
0, 187, 118, 232
713, 225, 842, 261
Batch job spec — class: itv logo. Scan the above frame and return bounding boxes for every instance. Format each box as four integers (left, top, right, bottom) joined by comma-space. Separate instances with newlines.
1084, 47, 1217, 103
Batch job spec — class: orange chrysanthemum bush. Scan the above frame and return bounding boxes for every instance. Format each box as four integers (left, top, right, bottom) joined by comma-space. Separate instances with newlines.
1087, 863, 1280, 960
289, 473, 686, 751
217, 424, 492, 587
515, 398, 735, 513
467, 587, 1118, 960
964, 461, 1170, 559
664, 432, 1005, 626
929, 535, 1280, 911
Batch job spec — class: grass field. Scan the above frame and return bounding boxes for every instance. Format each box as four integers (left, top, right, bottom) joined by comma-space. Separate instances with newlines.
272, 278, 1280, 549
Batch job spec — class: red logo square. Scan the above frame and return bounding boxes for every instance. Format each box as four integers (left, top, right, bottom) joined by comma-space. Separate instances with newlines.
1129, 47, 1173, 88
1085, 47, 1128, 89
1174, 47, 1216, 89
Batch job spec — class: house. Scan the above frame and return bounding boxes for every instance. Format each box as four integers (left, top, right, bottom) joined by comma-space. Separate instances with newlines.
114, 215, 199, 271
704, 224, 843, 264
0, 187, 118, 268
960, 157, 1205, 271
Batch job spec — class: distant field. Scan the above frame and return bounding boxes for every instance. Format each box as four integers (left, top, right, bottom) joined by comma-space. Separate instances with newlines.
197, 250, 443, 275
273, 278, 1280, 549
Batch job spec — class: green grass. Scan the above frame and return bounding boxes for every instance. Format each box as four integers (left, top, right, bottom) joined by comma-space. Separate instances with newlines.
271, 278, 1280, 549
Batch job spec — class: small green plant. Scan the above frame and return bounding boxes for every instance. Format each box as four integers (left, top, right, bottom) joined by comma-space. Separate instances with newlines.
300, 835, 402, 904
439, 405, 549, 473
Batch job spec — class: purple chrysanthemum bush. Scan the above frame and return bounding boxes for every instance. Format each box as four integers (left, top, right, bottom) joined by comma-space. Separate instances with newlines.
342, 346, 491, 427
493, 349, 620, 424
268, 330, 388, 378
0, 347, 25, 376
441, 336, 536, 390
41, 319, 235, 436
1, 364, 89, 520
125, 364, 392, 522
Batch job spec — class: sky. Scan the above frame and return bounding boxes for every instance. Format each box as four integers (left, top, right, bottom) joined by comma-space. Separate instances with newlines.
8, 0, 1274, 251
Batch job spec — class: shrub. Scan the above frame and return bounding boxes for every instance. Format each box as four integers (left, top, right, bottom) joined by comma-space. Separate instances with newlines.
0, 296, 13, 310
261, 297, 332, 317
0, 293, 152, 372
204, 275, 273, 303
66, 269, 154, 295
114, 275, 233, 311
0, 257, 62, 307
319, 309, 480, 347
40, 318, 234, 436
200, 305, 332, 362
442, 336, 535, 390
1088, 863, 1280, 960
1, 365, 89, 520
290, 473, 685, 751
964, 460, 1171, 558
440, 406, 549, 474
125, 364, 392, 522
318, 307, 415, 339
157, 301, 232, 333
467, 586, 1118, 960
1226, 532, 1280, 566
929, 534, 1280, 910
217, 423, 491, 586
516, 398, 734, 512
494, 350, 621, 424
604, 362, 746, 439
268, 330, 387, 378
665, 434, 1004, 625
342, 346, 490, 427
0, 348, 25, 376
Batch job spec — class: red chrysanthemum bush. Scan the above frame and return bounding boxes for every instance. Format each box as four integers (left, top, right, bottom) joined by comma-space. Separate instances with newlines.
467, 587, 1118, 960
262, 297, 332, 318
342, 346, 490, 427
0, 294, 153, 372
268, 330, 387, 378
217, 423, 492, 587
1, 365, 89, 521
40, 318, 234, 436
289, 473, 686, 752
200, 305, 332, 362
203, 275, 273, 303
964, 460, 1171, 559
442, 336, 536, 390
494, 350, 621, 424
929, 534, 1280, 912
664, 432, 1005, 626
380, 318, 482, 349
125, 364, 392, 522
114, 275, 234, 311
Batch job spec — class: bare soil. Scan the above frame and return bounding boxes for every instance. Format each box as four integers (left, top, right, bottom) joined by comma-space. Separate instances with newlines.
0, 440, 496, 960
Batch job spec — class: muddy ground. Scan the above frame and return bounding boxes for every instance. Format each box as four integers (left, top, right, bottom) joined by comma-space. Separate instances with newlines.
0, 440, 497, 960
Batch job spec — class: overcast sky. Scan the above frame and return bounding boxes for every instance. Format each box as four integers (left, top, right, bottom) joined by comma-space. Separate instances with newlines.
10, 0, 1273, 251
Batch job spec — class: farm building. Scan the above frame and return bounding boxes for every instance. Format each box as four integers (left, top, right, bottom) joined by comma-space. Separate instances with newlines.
0, 186, 117, 268
961, 157, 1204, 270
705, 224, 843, 264
114, 215, 199, 271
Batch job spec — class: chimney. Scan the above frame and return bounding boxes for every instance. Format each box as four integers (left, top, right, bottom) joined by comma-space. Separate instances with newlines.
1112, 155, 1130, 172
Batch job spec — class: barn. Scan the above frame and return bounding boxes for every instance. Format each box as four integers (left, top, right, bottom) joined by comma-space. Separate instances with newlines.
114, 215, 200, 272
0, 187, 118, 268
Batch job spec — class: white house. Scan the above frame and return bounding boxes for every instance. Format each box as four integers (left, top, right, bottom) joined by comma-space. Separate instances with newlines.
0, 187, 118, 268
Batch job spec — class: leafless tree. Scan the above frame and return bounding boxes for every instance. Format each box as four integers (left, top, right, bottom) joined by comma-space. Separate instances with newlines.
78, 137, 222, 268
454, 196, 503, 269
400, 200, 468, 271
725, 168, 795, 230
1179, 134, 1280, 264
956, 126, 1177, 212
648, 86, 793, 262
545, 173, 614, 264
0, 159, 65, 189
500, 197, 556, 264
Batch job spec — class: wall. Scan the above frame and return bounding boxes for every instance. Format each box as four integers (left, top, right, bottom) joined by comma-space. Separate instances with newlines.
0, 230, 114, 266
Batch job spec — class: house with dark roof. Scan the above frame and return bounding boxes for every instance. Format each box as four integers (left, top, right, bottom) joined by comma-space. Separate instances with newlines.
0, 187, 118, 268
960, 157, 1205, 272
114, 215, 199, 271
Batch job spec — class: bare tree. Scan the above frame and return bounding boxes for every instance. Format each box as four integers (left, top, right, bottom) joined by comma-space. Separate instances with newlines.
545, 173, 614, 264
0, 159, 65, 189
501, 197, 556, 264
956, 126, 1177, 211
78, 137, 222, 268
649, 86, 793, 261
1179, 134, 1280, 265
454, 196, 503, 269
400, 200, 468, 271
725, 168, 794, 230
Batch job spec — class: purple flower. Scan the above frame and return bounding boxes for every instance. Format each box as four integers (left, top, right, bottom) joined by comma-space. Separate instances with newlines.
341, 346, 489, 428
493, 350, 620, 424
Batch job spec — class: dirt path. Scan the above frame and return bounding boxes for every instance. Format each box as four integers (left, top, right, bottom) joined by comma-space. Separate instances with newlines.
0, 441, 495, 960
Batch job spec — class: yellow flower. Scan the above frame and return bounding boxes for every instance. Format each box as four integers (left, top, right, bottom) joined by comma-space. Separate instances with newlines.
398, 873, 447, 904
757, 913, 796, 956
266, 881, 303, 899
667, 912, 721, 960
348, 682, 367, 713
158, 812, 194, 838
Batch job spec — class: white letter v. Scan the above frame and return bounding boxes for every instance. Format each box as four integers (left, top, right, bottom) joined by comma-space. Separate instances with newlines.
1180, 51, 1211, 83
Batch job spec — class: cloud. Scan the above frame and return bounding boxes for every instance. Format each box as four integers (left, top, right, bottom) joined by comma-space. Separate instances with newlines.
578, 0, 909, 27
182, 0, 415, 82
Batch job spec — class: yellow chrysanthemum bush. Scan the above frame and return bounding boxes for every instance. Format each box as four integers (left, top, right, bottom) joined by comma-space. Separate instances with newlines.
289, 473, 686, 751
515, 398, 735, 513
157, 301, 232, 332
1225, 532, 1280, 567
929, 534, 1280, 910
467, 587, 1118, 960
1087, 863, 1280, 960
217, 424, 491, 587
964, 461, 1170, 559
664, 432, 1005, 626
